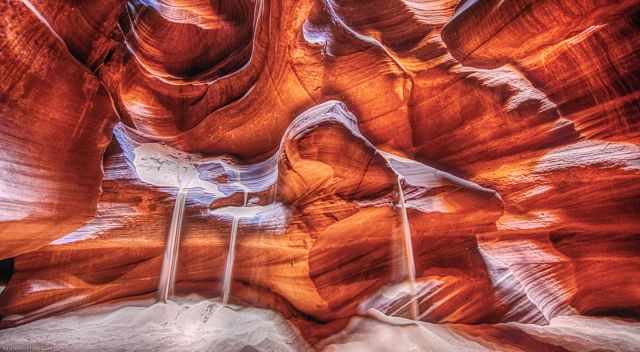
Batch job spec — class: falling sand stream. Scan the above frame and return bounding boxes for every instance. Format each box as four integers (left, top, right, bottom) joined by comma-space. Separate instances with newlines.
215, 181, 281, 305
130, 142, 224, 303
157, 188, 188, 303
221, 189, 248, 305
395, 176, 419, 320
157, 160, 194, 303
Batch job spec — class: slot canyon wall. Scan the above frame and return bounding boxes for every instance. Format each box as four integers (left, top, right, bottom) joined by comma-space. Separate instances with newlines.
0, 0, 639, 350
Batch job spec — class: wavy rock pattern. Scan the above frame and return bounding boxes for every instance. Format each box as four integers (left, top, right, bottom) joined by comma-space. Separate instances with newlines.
0, 0, 639, 350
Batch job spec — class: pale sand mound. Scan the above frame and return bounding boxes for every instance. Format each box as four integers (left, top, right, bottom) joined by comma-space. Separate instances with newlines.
319, 310, 640, 352
3, 299, 639, 352
0, 298, 310, 352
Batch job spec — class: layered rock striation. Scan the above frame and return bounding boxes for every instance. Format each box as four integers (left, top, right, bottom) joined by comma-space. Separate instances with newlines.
0, 0, 639, 350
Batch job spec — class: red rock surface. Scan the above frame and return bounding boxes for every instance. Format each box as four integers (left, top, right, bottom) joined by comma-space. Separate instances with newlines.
0, 0, 639, 350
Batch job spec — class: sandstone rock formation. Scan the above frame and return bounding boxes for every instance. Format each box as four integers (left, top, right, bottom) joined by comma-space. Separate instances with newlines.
0, 0, 639, 350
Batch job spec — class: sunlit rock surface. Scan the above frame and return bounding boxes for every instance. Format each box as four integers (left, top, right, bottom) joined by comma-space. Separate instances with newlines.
0, 0, 639, 350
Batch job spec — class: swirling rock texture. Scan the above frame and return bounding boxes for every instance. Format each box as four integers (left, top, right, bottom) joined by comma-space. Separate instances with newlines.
0, 0, 639, 350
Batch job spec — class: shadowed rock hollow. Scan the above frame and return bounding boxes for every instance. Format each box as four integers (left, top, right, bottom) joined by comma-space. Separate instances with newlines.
0, 0, 639, 351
